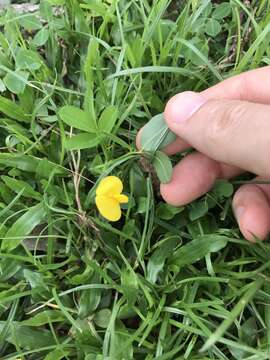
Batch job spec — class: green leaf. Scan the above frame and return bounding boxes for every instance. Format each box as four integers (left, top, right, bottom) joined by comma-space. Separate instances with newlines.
205, 19, 222, 37
110, 322, 134, 359
153, 151, 173, 184
1, 202, 47, 251
94, 309, 111, 328
0, 258, 21, 282
0, 154, 67, 175
213, 180, 234, 198
44, 349, 70, 360
147, 236, 178, 284
121, 268, 139, 306
35, 158, 67, 179
59, 105, 96, 132
16, 49, 43, 71
136, 197, 148, 214
32, 27, 49, 46
240, 317, 258, 345
156, 203, 184, 220
0, 96, 29, 122
213, 3, 231, 19
181, 37, 210, 67
22, 310, 65, 326
1, 175, 41, 200
3, 70, 29, 94
98, 105, 118, 134
79, 273, 101, 318
202, 2, 212, 17
80, 2, 110, 17
19, 15, 43, 30
65, 132, 101, 150
169, 235, 228, 267
0, 322, 56, 349
189, 200, 208, 221
23, 269, 49, 292
0, 154, 38, 172
140, 113, 176, 151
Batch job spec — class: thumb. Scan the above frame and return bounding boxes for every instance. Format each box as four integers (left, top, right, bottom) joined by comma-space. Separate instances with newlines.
164, 91, 270, 177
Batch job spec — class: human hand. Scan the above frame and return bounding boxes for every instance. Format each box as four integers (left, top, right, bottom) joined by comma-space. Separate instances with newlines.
137, 66, 270, 242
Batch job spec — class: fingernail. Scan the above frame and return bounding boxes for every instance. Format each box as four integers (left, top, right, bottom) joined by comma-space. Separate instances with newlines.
235, 206, 245, 221
165, 91, 207, 124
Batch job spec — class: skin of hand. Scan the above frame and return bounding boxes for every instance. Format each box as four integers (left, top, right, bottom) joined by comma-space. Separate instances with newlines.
137, 66, 270, 242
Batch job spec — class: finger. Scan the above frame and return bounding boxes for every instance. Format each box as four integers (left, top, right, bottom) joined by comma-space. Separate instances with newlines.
160, 152, 220, 206
219, 163, 243, 179
160, 152, 242, 206
164, 92, 270, 177
233, 179, 270, 242
137, 66, 270, 155
255, 177, 270, 202
201, 66, 270, 104
160, 152, 214, 205
160, 66, 270, 155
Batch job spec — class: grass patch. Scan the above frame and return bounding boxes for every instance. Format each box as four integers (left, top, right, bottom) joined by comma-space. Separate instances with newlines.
0, 0, 270, 358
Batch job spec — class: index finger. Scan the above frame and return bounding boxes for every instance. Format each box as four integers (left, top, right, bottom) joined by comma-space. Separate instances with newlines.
136, 66, 270, 154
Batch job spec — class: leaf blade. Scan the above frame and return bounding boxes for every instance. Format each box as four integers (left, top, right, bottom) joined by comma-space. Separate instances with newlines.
59, 105, 96, 133
140, 113, 176, 151
153, 151, 173, 184
0, 96, 29, 122
169, 235, 228, 267
65, 132, 101, 150
2, 202, 47, 251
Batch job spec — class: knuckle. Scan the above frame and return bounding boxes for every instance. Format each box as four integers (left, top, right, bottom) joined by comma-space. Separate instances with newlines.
205, 101, 246, 144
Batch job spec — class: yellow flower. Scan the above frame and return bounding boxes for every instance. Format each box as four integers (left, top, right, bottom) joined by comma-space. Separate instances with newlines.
95, 176, 129, 221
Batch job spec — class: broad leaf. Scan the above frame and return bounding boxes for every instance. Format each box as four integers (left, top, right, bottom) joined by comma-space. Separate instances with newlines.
153, 151, 173, 184
169, 235, 228, 267
140, 113, 176, 151
22, 310, 65, 326
2, 175, 42, 200
0, 322, 56, 349
0, 96, 29, 122
3, 71, 29, 94
121, 268, 139, 306
32, 27, 49, 46
98, 105, 118, 134
44, 349, 71, 360
78, 272, 101, 318
205, 19, 222, 37
213, 3, 231, 19
16, 49, 43, 71
1, 202, 47, 251
19, 15, 42, 30
189, 200, 209, 221
147, 237, 178, 283
0, 154, 38, 172
94, 309, 111, 328
65, 132, 101, 150
156, 203, 184, 220
59, 105, 96, 132
213, 180, 234, 198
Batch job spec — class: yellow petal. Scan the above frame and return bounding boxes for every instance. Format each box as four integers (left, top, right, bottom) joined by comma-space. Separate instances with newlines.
113, 194, 129, 204
96, 176, 123, 197
95, 195, 121, 222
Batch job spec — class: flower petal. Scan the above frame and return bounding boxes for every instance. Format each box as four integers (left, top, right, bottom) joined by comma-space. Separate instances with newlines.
95, 195, 122, 222
96, 176, 123, 197
113, 194, 129, 203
